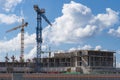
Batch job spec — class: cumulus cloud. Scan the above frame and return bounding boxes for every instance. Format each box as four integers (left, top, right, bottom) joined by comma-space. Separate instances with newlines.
0, 31, 52, 60
0, 33, 35, 54
24, 46, 36, 60
3, 0, 22, 12
116, 50, 120, 55
0, 32, 49, 61
118, 50, 120, 54
24, 33, 36, 48
93, 8, 119, 30
116, 62, 120, 68
0, 0, 24, 24
95, 45, 102, 50
0, 14, 23, 24
81, 45, 92, 50
24, 45, 51, 60
69, 45, 102, 51
0, 1, 119, 61
43, 1, 119, 44
108, 26, 120, 37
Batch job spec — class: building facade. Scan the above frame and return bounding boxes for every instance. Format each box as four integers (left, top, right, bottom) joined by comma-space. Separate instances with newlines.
0, 50, 120, 74
0, 62, 34, 73
41, 50, 120, 74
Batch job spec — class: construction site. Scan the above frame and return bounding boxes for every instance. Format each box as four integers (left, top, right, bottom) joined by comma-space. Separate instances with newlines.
0, 4, 120, 80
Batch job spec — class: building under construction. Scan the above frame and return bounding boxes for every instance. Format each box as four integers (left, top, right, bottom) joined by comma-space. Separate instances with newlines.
0, 50, 120, 74
0, 50, 120, 80
41, 50, 120, 74
1, 4, 120, 80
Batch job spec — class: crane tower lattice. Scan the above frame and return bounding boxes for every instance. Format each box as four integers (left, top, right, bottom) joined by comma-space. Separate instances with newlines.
33, 5, 52, 72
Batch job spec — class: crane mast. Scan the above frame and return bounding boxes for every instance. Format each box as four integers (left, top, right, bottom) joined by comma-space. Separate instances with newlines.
6, 19, 28, 62
33, 5, 52, 72
20, 19, 25, 62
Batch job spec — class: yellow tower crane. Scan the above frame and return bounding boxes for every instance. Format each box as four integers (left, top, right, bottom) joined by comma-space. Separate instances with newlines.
6, 19, 28, 62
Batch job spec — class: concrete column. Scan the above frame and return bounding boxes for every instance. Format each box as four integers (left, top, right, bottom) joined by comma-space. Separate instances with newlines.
114, 54, 116, 68
88, 56, 91, 66
74, 57, 77, 67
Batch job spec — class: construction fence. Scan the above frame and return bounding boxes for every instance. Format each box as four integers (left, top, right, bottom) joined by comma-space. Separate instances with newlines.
0, 73, 120, 80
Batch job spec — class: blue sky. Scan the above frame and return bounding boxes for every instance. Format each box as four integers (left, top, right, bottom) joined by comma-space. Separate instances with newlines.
0, 0, 120, 67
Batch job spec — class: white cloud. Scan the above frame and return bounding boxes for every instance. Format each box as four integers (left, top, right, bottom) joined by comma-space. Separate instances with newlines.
69, 45, 102, 51
0, 32, 51, 61
3, 0, 22, 12
0, 33, 35, 55
43, 1, 119, 44
0, 33, 20, 53
108, 26, 120, 37
0, 0, 24, 24
81, 45, 92, 50
24, 46, 36, 60
94, 8, 119, 30
116, 50, 120, 55
118, 50, 120, 54
116, 62, 120, 68
0, 31, 52, 61
24, 44, 52, 60
24, 33, 36, 48
0, 13, 23, 24
69, 45, 92, 51
95, 45, 102, 50
0, 1, 119, 61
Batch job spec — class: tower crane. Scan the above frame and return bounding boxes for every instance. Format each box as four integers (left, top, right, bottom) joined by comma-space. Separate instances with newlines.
6, 19, 28, 62
33, 5, 52, 72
